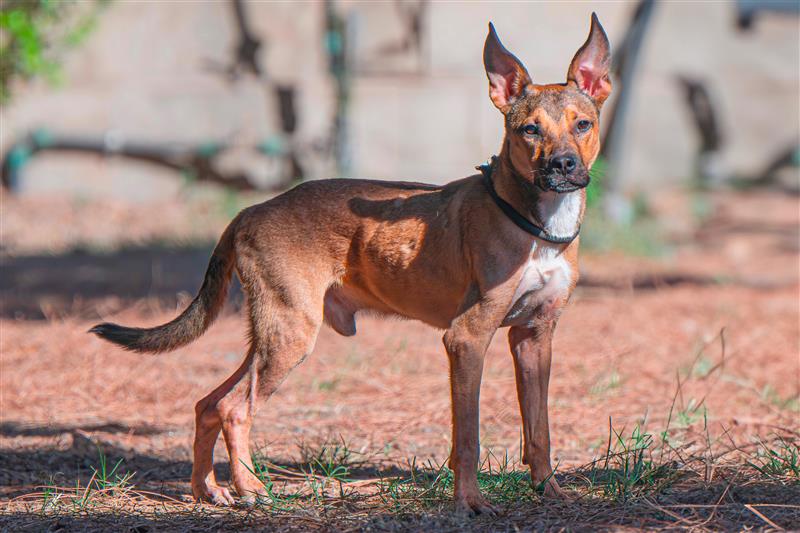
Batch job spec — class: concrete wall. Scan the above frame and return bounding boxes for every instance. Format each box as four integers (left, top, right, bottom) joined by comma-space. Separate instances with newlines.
2, 1, 798, 201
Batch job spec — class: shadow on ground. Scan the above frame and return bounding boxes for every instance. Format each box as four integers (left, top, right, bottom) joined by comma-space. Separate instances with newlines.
0, 421, 410, 500
0, 243, 245, 320
2, 421, 798, 531
2, 481, 797, 532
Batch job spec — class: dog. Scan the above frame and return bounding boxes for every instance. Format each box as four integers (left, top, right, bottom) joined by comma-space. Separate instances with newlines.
91, 13, 611, 515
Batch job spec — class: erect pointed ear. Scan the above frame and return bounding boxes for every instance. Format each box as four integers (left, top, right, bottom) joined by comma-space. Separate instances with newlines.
484, 22, 532, 112
567, 13, 612, 106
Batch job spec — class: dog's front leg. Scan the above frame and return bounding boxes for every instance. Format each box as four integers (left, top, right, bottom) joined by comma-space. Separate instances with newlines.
508, 324, 567, 498
444, 331, 496, 516
443, 295, 505, 516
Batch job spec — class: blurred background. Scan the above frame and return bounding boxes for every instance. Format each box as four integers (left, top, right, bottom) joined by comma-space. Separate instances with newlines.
1, 2, 798, 528
3, 1, 799, 194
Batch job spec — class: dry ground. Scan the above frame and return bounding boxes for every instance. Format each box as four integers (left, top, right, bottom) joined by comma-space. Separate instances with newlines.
1, 188, 798, 531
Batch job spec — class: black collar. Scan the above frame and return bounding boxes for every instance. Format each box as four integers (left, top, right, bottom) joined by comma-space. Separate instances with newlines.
477, 156, 580, 245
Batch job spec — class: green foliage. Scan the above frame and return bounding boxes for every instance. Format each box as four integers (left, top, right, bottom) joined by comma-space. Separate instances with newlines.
582, 157, 666, 255
749, 436, 800, 481
0, 0, 106, 103
590, 369, 622, 396
379, 452, 539, 513
583, 156, 668, 256
760, 384, 800, 413
585, 156, 607, 209
379, 457, 454, 511
247, 437, 361, 510
90, 450, 134, 492
35, 448, 137, 511
674, 398, 704, 428
581, 203, 668, 257
587, 424, 674, 502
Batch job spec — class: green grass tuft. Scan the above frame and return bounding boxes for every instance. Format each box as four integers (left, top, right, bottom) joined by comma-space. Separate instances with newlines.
582, 423, 682, 503
748, 436, 800, 482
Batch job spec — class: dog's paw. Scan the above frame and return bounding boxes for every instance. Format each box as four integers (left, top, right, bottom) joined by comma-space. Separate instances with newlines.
237, 488, 271, 507
193, 483, 236, 506
455, 493, 499, 517
541, 478, 572, 500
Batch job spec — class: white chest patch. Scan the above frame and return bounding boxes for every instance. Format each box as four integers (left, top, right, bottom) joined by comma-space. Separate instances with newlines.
502, 245, 573, 327
501, 191, 582, 327
536, 190, 582, 240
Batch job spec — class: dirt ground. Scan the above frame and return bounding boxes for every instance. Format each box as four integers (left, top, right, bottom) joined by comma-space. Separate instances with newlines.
1, 187, 798, 531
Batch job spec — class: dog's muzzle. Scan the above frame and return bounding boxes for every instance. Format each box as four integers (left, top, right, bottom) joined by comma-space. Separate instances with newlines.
538, 153, 590, 193
540, 173, 590, 193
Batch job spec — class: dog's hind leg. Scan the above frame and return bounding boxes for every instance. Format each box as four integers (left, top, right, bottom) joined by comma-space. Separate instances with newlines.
219, 249, 327, 503
189, 244, 325, 504
192, 357, 251, 505
223, 314, 320, 503
191, 301, 321, 504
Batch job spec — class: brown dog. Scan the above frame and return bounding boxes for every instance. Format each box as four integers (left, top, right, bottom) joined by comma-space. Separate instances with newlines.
91, 14, 611, 515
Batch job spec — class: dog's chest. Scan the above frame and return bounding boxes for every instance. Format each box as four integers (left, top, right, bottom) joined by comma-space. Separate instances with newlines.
500, 190, 581, 327
502, 247, 572, 327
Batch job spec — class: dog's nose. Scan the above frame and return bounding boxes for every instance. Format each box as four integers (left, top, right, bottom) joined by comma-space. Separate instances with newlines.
549, 154, 577, 174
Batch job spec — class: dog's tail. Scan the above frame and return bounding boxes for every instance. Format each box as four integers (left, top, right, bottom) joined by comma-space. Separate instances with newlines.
89, 217, 239, 353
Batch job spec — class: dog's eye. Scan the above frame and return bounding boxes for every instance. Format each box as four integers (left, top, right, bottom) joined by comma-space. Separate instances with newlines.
576, 120, 592, 133
522, 124, 540, 136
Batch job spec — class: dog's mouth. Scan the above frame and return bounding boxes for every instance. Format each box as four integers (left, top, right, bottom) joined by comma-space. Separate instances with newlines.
537, 172, 591, 193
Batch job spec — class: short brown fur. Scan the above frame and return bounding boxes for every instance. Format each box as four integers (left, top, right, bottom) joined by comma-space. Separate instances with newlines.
91, 14, 612, 515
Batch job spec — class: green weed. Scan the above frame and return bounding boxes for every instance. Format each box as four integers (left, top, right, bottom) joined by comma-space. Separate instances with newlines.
90, 451, 134, 492
760, 384, 800, 412
585, 422, 680, 502
590, 369, 622, 395
675, 399, 704, 428
748, 436, 800, 481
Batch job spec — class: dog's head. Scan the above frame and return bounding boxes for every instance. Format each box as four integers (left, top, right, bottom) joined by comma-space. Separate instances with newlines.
484, 14, 611, 193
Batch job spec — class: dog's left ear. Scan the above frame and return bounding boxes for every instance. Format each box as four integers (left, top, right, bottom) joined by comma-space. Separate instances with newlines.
484, 22, 532, 112
567, 13, 612, 106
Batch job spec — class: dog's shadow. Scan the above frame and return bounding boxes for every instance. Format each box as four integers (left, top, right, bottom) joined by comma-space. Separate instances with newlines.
2, 422, 797, 531
0, 420, 414, 501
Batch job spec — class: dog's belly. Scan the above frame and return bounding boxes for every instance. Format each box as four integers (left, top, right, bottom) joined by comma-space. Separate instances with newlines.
501, 253, 572, 328
322, 282, 457, 336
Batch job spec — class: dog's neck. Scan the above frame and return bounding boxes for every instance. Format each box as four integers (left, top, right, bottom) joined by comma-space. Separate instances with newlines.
492, 147, 584, 242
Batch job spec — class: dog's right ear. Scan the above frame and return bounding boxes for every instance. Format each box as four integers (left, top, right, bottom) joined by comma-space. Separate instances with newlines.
484, 22, 532, 112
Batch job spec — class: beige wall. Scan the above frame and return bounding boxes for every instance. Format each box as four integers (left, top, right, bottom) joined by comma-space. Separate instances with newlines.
2, 1, 798, 201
